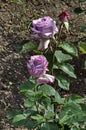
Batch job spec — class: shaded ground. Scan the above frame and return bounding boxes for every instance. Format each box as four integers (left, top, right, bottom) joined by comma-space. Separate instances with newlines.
0, 0, 86, 129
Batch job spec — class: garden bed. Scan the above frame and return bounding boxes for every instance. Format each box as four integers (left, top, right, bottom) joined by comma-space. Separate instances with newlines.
0, 0, 86, 129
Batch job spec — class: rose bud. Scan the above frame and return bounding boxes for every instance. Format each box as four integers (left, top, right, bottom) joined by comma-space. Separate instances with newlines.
58, 10, 68, 21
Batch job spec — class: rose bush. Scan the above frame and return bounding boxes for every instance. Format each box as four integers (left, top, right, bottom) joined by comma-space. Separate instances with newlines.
8, 11, 86, 130
31, 16, 58, 50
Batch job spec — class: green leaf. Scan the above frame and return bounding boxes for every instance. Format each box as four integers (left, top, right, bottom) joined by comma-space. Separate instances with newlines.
25, 89, 35, 96
65, 94, 84, 104
41, 96, 51, 107
44, 53, 53, 70
24, 109, 37, 116
80, 104, 86, 112
53, 64, 59, 69
74, 7, 83, 14
55, 74, 70, 90
19, 80, 35, 92
59, 102, 86, 125
78, 42, 86, 54
44, 111, 55, 119
31, 114, 45, 123
80, 24, 86, 31
64, 21, 69, 31
38, 123, 59, 130
78, 0, 86, 2
53, 61, 59, 70
12, 114, 27, 123
70, 127, 79, 130
13, 119, 37, 128
25, 120, 37, 130
7, 110, 22, 120
38, 84, 56, 96
35, 91, 43, 100
13, 119, 27, 127
54, 91, 64, 104
59, 42, 78, 56
60, 63, 76, 78
13, 110, 37, 128
25, 90, 42, 101
24, 98, 35, 108
18, 40, 38, 53
55, 50, 72, 63
25, 90, 36, 102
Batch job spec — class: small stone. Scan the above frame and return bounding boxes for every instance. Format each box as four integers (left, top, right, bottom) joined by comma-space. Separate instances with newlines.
9, 81, 13, 85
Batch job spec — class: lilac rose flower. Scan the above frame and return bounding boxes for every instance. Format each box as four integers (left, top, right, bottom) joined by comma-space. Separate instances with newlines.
37, 74, 55, 84
31, 16, 58, 50
31, 16, 58, 39
27, 55, 48, 78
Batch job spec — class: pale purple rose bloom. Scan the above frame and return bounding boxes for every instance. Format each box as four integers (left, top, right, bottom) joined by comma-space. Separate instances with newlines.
32, 16, 58, 39
31, 16, 58, 50
37, 74, 55, 84
27, 55, 48, 78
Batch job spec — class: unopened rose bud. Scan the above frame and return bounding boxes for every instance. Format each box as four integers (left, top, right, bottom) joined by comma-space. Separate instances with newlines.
58, 10, 69, 21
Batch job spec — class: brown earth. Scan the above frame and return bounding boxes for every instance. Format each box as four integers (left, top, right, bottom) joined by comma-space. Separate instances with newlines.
0, 0, 86, 129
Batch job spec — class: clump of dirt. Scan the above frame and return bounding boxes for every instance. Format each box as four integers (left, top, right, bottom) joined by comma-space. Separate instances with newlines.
0, 0, 86, 129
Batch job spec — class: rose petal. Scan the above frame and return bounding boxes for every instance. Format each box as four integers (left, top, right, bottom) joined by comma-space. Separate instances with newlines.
37, 74, 55, 83
30, 34, 40, 40
31, 27, 40, 33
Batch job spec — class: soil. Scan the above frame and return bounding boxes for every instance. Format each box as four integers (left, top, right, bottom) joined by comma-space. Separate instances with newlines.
0, 0, 86, 129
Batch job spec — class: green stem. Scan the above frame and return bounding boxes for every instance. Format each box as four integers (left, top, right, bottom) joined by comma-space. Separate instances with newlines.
51, 38, 58, 75
58, 23, 63, 43
34, 81, 38, 91
34, 81, 39, 113
51, 24, 63, 119
52, 22, 63, 74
